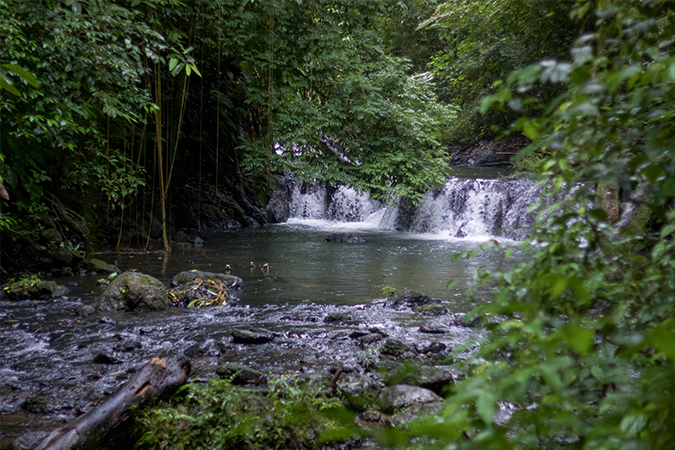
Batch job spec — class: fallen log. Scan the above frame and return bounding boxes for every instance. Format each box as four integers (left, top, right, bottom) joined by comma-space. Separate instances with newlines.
36, 356, 191, 450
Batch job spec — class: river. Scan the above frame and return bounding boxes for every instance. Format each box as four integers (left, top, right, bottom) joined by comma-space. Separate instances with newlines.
0, 170, 539, 447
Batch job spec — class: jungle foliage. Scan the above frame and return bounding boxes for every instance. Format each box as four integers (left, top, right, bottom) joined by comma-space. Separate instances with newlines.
379, 0, 675, 448
422, 0, 585, 143
0, 0, 452, 260
135, 376, 352, 450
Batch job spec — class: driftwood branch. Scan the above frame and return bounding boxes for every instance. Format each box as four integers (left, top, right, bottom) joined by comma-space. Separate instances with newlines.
36, 356, 191, 450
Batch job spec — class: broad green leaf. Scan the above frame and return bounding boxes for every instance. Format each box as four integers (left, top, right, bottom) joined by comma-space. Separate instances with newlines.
476, 391, 496, 424
1, 64, 39, 88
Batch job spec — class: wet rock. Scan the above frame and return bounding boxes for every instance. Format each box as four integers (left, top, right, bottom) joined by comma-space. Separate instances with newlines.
175, 230, 191, 242
216, 363, 268, 385
10, 430, 49, 450
192, 236, 204, 247
377, 385, 442, 414
112, 339, 142, 352
22, 395, 50, 414
416, 341, 447, 355
73, 303, 96, 317
97, 271, 169, 312
81, 258, 121, 274
4, 280, 69, 300
244, 216, 261, 228
172, 270, 245, 290
419, 325, 451, 334
170, 271, 241, 307
174, 242, 192, 249
184, 341, 224, 358
388, 401, 445, 426
383, 364, 459, 395
338, 372, 383, 411
420, 304, 448, 315
325, 234, 367, 243
49, 247, 84, 268
324, 312, 357, 325
359, 333, 386, 347
384, 289, 440, 310
378, 339, 416, 358
99, 316, 116, 325
230, 328, 274, 344
93, 353, 119, 364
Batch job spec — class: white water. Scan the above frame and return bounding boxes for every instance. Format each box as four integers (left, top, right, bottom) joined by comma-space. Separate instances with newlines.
287, 177, 541, 241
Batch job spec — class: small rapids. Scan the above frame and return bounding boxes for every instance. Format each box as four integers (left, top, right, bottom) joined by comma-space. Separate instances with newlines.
0, 293, 475, 445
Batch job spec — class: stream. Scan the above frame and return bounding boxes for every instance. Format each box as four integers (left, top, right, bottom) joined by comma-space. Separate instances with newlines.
0, 170, 540, 447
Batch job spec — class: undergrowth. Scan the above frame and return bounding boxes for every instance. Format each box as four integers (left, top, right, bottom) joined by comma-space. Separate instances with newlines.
134, 376, 356, 450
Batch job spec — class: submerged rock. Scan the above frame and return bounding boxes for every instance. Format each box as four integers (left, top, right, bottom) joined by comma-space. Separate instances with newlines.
325, 234, 367, 243
378, 339, 416, 358
97, 271, 169, 311
22, 395, 51, 414
377, 385, 442, 414
384, 289, 441, 310
230, 329, 274, 344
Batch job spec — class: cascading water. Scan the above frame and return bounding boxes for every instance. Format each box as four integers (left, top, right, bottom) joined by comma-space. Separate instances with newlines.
286, 176, 541, 241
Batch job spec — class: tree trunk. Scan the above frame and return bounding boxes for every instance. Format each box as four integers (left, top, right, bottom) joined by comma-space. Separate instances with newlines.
35, 357, 191, 450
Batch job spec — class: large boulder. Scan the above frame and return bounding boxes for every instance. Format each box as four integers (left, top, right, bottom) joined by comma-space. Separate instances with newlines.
377, 385, 443, 414
97, 271, 169, 311
383, 364, 460, 395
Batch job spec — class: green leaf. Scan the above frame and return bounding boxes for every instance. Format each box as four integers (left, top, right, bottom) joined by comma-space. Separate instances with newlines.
523, 120, 539, 141
0, 76, 20, 96
1, 64, 39, 88
649, 320, 675, 361
476, 391, 495, 424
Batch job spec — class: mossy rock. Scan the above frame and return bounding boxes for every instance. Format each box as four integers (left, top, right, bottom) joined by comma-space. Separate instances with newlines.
4, 279, 68, 300
97, 271, 169, 311
383, 363, 459, 395
81, 258, 121, 274
172, 271, 245, 290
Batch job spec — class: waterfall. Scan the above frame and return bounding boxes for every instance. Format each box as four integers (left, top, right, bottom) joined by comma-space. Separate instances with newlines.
284, 177, 541, 240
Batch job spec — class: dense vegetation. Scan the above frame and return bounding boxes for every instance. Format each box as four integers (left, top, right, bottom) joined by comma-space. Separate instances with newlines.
4, 0, 675, 448
0, 0, 454, 268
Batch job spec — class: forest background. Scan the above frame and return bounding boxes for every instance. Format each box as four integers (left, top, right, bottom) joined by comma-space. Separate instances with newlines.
0, 0, 579, 272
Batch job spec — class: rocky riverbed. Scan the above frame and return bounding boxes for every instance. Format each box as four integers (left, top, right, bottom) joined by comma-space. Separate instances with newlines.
0, 274, 480, 449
